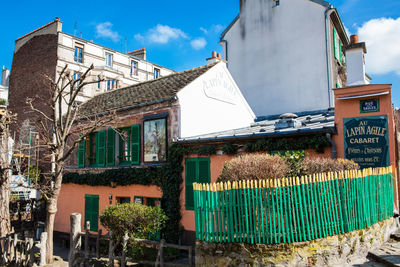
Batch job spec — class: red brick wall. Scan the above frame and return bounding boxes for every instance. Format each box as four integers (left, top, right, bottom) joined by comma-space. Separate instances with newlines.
8, 34, 58, 171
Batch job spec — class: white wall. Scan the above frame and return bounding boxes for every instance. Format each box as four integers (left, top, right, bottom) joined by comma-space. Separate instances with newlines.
178, 62, 255, 138
223, 0, 330, 117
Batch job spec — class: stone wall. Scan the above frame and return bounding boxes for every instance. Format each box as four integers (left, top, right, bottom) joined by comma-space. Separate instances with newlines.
196, 218, 397, 266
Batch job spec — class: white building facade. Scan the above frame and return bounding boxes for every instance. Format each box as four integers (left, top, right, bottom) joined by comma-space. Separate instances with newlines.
220, 0, 349, 117
13, 19, 174, 106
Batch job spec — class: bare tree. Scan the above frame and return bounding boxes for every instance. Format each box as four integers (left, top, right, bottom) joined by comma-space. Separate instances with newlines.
26, 64, 115, 263
0, 110, 16, 237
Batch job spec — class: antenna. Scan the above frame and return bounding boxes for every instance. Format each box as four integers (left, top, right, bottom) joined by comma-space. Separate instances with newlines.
74, 21, 77, 36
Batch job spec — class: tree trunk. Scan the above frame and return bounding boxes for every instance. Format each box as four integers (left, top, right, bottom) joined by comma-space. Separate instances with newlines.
0, 170, 11, 237
45, 162, 63, 264
45, 199, 56, 263
0, 131, 11, 237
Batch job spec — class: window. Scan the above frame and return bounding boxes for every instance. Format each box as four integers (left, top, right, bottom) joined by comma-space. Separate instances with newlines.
74, 45, 83, 63
154, 68, 160, 79
131, 60, 138, 76
73, 72, 81, 88
106, 80, 118, 91
333, 28, 342, 64
105, 52, 113, 67
84, 194, 99, 231
143, 118, 167, 162
116, 197, 130, 204
78, 125, 140, 168
97, 77, 101, 90
185, 157, 210, 210
88, 131, 106, 167
118, 124, 140, 165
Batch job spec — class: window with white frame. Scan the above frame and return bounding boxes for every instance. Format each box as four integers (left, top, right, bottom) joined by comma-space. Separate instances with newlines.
154, 68, 160, 79
131, 60, 138, 76
73, 72, 81, 88
105, 52, 113, 67
106, 80, 118, 91
74, 44, 84, 63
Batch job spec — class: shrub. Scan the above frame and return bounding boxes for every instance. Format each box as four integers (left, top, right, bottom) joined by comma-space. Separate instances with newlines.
301, 157, 359, 175
217, 153, 290, 182
100, 203, 167, 240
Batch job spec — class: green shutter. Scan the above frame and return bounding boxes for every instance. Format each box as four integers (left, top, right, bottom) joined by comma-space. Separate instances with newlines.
185, 158, 198, 210
106, 128, 115, 166
96, 131, 106, 166
333, 28, 339, 60
130, 124, 140, 165
198, 157, 211, 183
78, 139, 85, 168
84, 194, 99, 232
339, 39, 343, 64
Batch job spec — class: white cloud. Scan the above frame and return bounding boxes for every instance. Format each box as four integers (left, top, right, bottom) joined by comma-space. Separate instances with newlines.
357, 17, 400, 75
135, 24, 188, 44
95, 22, 120, 42
199, 24, 224, 35
190, 37, 207, 50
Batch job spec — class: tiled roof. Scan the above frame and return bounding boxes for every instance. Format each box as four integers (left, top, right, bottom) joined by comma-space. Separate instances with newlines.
178, 110, 335, 143
79, 63, 217, 116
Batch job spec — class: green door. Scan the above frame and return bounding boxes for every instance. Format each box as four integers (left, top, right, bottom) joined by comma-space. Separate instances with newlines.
84, 194, 99, 232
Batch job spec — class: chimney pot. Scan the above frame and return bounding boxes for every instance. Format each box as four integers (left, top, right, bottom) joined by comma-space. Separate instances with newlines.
212, 51, 217, 58
217, 53, 221, 60
350, 35, 359, 44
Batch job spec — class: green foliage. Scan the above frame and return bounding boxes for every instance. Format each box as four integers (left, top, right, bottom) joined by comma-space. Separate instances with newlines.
100, 202, 167, 239
0, 98, 6, 105
244, 134, 331, 153
277, 151, 306, 177
222, 144, 239, 155
197, 145, 217, 156
63, 143, 189, 243
24, 165, 42, 183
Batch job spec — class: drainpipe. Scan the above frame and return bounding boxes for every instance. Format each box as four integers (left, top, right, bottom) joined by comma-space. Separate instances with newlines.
326, 133, 337, 159
324, 7, 335, 108
219, 40, 228, 66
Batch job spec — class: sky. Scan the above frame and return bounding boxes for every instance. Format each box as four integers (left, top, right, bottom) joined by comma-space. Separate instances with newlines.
0, 0, 399, 106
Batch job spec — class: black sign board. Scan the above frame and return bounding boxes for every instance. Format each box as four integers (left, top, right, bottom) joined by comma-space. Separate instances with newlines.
360, 99, 380, 113
343, 115, 389, 169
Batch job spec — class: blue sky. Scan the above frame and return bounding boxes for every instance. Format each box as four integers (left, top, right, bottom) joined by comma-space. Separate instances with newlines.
1, 0, 399, 106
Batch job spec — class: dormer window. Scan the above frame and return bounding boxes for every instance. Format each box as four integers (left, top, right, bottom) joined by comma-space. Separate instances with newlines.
154, 68, 160, 79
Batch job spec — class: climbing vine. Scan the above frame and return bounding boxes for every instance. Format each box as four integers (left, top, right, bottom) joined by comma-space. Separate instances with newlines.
63, 144, 191, 243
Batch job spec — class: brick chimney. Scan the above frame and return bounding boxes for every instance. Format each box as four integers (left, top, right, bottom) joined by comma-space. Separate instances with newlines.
1, 66, 9, 87
344, 34, 369, 86
206, 51, 221, 65
127, 48, 146, 60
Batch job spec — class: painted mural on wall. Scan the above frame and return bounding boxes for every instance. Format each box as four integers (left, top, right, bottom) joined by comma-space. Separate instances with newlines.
143, 118, 167, 162
343, 115, 389, 169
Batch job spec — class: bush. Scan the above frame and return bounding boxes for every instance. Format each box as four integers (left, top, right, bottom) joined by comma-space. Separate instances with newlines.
217, 153, 290, 182
100, 203, 167, 240
301, 157, 359, 175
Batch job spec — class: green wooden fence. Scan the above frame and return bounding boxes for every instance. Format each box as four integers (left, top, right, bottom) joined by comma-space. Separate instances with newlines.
193, 167, 394, 244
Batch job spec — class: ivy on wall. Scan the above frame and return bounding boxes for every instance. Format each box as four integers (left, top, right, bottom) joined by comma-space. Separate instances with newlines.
63, 144, 190, 243
63, 134, 331, 242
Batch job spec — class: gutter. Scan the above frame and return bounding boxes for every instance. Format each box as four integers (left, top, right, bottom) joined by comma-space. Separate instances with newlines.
177, 127, 336, 145
326, 133, 337, 159
324, 6, 335, 108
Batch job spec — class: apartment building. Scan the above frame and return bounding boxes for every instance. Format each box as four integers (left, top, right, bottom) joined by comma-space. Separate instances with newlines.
0, 67, 9, 106
8, 19, 174, 135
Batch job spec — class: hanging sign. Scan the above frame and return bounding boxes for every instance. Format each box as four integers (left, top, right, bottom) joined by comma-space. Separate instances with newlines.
343, 115, 389, 168
360, 99, 380, 113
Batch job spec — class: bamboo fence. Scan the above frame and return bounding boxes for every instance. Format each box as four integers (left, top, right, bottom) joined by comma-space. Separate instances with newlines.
193, 166, 394, 244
